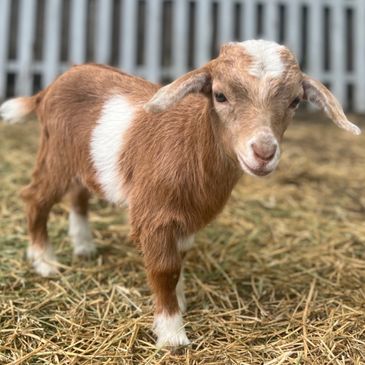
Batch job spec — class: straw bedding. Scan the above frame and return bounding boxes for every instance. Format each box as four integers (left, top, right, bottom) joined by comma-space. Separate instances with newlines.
1, 114, 364, 364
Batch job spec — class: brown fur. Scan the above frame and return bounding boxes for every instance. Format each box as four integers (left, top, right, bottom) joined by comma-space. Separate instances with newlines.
5, 41, 359, 346
19, 63, 240, 321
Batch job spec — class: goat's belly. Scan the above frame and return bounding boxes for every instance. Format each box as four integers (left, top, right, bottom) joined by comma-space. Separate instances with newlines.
89, 94, 135, 205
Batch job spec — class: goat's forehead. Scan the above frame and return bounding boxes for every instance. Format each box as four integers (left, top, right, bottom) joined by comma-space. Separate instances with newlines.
240, 40, 287, 78
217, 40, 298, 80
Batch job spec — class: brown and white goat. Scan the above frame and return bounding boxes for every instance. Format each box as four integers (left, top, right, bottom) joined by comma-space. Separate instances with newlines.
0, 40, 360, 348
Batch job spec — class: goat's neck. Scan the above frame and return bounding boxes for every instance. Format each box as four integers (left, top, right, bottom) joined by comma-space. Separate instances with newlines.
202, 99, 237, 164
190, 98, 241, 193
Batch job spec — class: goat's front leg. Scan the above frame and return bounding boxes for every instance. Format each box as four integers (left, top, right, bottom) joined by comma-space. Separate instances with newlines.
176, 235, 195, 313
142, 229, 190, 348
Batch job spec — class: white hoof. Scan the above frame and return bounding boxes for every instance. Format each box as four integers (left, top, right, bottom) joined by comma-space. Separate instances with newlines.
69, 211, 96, 257
73, 241, 97, 257
154, 312, 190, 348
27, 245, 59, 277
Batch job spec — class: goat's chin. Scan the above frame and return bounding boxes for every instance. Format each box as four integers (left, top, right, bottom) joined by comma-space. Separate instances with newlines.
237, 154, 275, 177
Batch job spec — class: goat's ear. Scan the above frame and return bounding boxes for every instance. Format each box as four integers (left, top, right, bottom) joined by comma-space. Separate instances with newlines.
144, 67, 211, 113
302, 74, 361, 135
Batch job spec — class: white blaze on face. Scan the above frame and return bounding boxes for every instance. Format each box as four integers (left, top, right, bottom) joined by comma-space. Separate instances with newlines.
90, 95, 134, 204
240, 40, 285, 79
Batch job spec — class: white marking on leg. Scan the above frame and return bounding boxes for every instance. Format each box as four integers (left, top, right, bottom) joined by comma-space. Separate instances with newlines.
175, 235, 193, 313
239, 40, 285, 78
154, 312, 190, 348
69, 210, 96, 256
177, 235, 194, 253
90, 95, 135, 204
27, 245, 59, 277
176, 271, 186, 313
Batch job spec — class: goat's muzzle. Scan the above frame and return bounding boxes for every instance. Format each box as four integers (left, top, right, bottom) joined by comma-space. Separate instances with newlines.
236, 132, 280, 177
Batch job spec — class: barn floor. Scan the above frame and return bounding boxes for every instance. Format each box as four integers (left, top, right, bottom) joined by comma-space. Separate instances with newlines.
1, 114, 365, 365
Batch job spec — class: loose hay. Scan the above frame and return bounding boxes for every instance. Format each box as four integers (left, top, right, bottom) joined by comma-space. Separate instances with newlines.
0, 114, 364, 364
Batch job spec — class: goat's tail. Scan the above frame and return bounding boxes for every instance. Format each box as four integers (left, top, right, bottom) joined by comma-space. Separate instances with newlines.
0, 92, 43, 124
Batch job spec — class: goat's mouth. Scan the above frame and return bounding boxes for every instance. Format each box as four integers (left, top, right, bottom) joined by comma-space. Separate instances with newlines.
237, 154, 274, 177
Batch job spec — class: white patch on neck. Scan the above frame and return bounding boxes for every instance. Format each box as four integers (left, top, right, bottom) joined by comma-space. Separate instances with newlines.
90, 95, 134, 204
240, 40, 285, 78
154, 312, 190, 348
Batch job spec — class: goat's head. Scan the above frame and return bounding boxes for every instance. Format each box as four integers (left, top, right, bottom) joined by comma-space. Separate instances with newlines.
144, 40, 361, 177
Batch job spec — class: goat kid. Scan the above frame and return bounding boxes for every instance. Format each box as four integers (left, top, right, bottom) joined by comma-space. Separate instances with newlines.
0, 40, 360, 348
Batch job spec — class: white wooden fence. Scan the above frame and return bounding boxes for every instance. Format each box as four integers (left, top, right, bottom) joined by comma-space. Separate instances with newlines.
0, 0, 364, 111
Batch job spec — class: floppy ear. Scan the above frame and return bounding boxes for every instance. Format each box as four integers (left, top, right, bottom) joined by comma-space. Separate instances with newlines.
302, 74, 361, 135
144, 67, 211, 113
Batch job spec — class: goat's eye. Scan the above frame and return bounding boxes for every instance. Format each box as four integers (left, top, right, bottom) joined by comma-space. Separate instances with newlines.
289, 97, 301, 109
214, 92, 227, 103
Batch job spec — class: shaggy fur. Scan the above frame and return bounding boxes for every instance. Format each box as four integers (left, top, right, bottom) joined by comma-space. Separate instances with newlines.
0, 40, 360, 348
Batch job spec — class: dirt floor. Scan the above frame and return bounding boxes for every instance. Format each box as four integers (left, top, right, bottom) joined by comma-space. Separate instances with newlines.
0, 114, 364, 365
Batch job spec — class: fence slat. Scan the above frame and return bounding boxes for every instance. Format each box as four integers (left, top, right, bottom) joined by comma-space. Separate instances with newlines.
1, 0, 364, 111
195, 0, 211, 67
287, 0, 301, 59
120, 0, 138, 73
307, 0, 323, 81
355, 0, 365, 112
16, 0, 37, 96
243, 0, 255, 40
0, 0, 11, 100
95, 0, 113, 64
218, 0, 232, 46
145, 0, 162, 82
264, 0, 277, 41
331, 0, 346, 107
43, 0, 62, 87
173, 0, 189, 77
70, 0, 87, 65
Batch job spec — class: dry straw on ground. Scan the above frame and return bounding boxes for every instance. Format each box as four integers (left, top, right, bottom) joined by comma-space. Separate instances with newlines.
0, 115, 364, 365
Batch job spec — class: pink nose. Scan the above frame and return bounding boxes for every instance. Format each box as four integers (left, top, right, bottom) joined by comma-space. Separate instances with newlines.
252, 142, 277, 162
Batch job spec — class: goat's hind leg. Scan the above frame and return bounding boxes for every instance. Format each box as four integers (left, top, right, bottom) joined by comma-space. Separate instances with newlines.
21, 133, 72, 277
68, 182, 96, 257
21, 180, 65, 277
